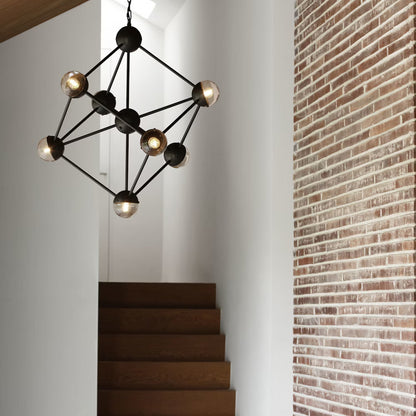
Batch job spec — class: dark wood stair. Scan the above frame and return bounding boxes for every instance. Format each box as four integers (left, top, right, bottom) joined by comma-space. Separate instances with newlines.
97, 282, 235, 416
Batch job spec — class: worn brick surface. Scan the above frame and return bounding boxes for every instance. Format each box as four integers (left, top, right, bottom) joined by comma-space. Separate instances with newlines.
293, 0, 416, 415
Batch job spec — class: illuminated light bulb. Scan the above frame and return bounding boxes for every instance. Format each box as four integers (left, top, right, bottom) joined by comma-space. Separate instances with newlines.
61, 71, 88, 98
140, 129, 167, 156
113, 191, 139, 218
148, 137, 161, 149
192, 80, 220, 107
37, 136, 64, 161
164, 142, 189, 168
203, 88, 214, 99
122, 202, 130, 213
67, 78, 80, 90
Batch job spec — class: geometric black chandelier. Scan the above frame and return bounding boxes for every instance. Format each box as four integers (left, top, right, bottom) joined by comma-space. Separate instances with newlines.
37, 0, 219, 218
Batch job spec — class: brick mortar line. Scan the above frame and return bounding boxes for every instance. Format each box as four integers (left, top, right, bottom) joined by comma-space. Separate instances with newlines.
294, 124, 415, 177
294, 274, 416, 288
293, 268, 416, 279
295, 226, 415, 246
293, 288, 416, 298
294, 133, 414, 186
293, 272, 416, 282
294, 108, 415, 166
294, 184, 415, 222
293, 399, 345, 416
293, 384, 416, 411
294, 325, 416, 331
293, 259, 416, 272
293, 0, 410, 48
295, 313, 416, 319
294, 18, 415, 99
294, 353, 416, 372
293, 391, 413, 416
293, 343, 416, 357
293, 366, 416, 397
294, 4, 415, 80
295, 80, 414, 142
293, 301, 416, 308
295, 34, 415, 115
294, 198, 415, 238
294, 51, 415, 125
294, 228, 415, 249
293, 333, 416, 346
294, 0, 344, 42
294, 100, 415, 161
294, 238, 415, 261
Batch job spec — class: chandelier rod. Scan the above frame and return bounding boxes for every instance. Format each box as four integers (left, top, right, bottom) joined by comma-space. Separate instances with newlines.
135, 162, 168, 195
64, 124, 116, 146
85, 45, 121, 77
129, 154, 149, 194
125, 51, 131, 190
62, 155, 116, 196
181, 105, 201, 144
163, 102, 196, 134
141, 97, 193, 118
54, 97, 72, 139
61, 109, 97, 141
139, 45, 195, 87
107, 51, 125, 92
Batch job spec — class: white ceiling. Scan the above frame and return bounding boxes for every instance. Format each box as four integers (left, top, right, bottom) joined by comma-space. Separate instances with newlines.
112, 0, 185, 30
150, 0, 185, 29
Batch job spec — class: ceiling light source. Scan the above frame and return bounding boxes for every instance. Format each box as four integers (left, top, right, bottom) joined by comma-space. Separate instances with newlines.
37, 0, 219, 218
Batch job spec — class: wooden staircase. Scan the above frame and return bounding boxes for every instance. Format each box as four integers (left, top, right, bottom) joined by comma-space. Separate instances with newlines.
97, 282, 236, 416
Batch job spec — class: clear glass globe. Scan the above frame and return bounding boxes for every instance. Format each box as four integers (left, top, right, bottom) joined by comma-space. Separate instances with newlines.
61, 71, 88, 98
140, 129, 167, 156
113, 191, 139, 218
37, 136, 64, 161
200, 80, 220, 106
37, 137, 55, 161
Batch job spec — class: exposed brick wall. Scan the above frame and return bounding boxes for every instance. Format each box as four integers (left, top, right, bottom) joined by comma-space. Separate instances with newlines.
293, 1, 416, 415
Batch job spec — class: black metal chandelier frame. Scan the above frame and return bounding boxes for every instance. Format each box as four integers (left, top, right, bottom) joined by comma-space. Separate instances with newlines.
38, 0, 219, 218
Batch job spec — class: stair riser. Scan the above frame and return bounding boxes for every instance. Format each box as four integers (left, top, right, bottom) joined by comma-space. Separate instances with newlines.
99, 334, 226, 361
98, 361, 230, 390
99, 308, 220, 334
99, 283, 216, 308
97, 390, 236, 416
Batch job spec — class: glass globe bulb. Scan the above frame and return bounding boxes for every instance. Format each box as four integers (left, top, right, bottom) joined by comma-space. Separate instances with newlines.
113, 191, 139, 218
37, 136, 64, 161
140, 129, 167, 156
192, 80, 220, 107
61, 71, 88, 98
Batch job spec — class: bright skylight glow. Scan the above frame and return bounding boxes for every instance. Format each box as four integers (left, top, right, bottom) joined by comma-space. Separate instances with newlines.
113, 0, 156, 20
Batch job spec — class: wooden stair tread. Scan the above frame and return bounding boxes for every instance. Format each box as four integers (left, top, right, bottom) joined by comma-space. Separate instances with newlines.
97, 389, 236, 416
99, 334, 226, 361
99, 282, 216, 308
99, 308, 220, 334
98, 361, 230, 390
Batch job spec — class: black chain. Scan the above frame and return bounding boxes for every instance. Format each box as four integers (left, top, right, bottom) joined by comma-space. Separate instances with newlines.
127, 0, 132, 25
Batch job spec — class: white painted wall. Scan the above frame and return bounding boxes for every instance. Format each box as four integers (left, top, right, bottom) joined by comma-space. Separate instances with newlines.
0, 2, 100, 415
99, 0, 165, 282
162, 0, 294, 414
